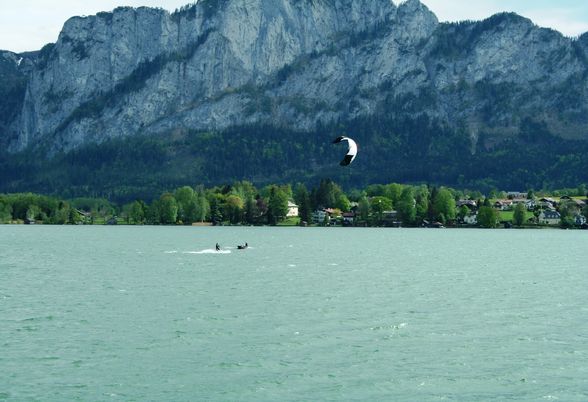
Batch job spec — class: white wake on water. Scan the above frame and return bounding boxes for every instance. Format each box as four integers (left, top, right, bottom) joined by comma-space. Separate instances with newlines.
183, 249, 231, 254
164, 249, 231, 254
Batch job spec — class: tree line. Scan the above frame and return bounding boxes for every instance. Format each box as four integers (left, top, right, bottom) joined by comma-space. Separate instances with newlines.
1, 180, 587, 228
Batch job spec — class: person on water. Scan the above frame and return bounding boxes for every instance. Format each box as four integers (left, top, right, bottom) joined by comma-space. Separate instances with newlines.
215, 243, 220, 251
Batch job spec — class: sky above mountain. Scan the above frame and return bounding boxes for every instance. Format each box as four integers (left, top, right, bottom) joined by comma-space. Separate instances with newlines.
1, 0, 587, 53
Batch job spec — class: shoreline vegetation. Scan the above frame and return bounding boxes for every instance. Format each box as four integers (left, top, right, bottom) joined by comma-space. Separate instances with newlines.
1, 180, 587, 229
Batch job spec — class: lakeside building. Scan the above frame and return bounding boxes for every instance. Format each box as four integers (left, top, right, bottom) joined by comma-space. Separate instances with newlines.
312, 209, 327, 225
539, 210, 561, 225
287, 201, 299, 218
463, 213, 478, 225
342, 212, 355, 226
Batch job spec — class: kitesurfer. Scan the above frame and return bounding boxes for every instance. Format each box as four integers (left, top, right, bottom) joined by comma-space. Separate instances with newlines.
215, 243, 221, 251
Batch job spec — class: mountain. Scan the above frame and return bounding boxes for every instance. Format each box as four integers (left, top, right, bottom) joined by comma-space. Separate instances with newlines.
1, 0, 588, 201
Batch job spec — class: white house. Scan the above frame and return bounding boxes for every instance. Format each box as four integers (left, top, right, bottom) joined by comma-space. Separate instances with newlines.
525, 199, 537, 210
463, 213, 478, 225
539, 210, 561, 225
287, 201, 299, 217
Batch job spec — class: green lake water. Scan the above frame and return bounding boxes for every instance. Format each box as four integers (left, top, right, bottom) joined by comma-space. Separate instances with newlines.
1, 226, 587, 401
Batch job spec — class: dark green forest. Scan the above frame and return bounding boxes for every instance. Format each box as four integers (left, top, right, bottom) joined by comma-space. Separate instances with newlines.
1, 112, 588, 203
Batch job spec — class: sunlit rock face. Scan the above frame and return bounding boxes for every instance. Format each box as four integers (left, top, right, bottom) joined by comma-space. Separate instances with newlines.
2, 0, 587, 154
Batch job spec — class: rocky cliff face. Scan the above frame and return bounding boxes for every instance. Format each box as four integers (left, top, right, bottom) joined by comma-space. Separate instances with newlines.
2, 0, 588, 154
0, 51, 31, 141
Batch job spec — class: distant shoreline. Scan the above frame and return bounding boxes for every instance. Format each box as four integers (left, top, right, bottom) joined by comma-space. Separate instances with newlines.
1, 221, 582, 230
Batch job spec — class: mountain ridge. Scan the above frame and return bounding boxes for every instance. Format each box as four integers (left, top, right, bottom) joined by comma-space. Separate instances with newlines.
1, 0, 587, 199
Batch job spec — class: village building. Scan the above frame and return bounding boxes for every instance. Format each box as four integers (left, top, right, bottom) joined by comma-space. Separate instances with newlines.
381, 210, 399, 226
510, 198, 527, 205
76, 209, 92, 224
539, 210, 561, 225
312, 209, 326, 224
538, 198, 557, 210
457, 199, 477, 210
507, 191, 527, 199
525, 199, 537, 210
342, 212, 355, 226
494, 200, 514, 210
565, 198, 586, 209
538, 200, 556, 210
463, 213, 478, 225
287, 201, 299, 217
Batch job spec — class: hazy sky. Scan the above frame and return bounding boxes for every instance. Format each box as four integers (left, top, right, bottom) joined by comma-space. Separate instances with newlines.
1, 0, 587, 53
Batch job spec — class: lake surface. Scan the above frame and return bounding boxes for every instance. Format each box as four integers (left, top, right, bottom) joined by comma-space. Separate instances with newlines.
1, 226, 587, 401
